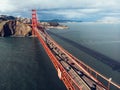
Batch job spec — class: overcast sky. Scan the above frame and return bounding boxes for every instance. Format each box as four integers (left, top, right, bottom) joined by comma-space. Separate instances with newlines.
1, 0, 120, 22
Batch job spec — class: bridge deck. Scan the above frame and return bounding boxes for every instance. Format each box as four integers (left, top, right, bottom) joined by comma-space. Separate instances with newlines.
60, 61, 90, 90
36, 28, 108, 90
32, 26, 120, 90
31, 10, 120, 90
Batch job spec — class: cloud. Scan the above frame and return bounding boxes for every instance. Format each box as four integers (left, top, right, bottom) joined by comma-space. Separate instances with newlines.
0, 0, 120, 21
0, 0, 16, 12
39, 8, 101, 20
97, 17, 120, 23
1, 0, 120, 11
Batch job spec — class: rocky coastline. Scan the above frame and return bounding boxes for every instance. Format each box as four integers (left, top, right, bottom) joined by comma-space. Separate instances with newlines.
0, 15, 32, 37
0, 15, 68, 37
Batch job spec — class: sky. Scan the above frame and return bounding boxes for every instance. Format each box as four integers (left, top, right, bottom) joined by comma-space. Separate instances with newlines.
0, 0, 120, 22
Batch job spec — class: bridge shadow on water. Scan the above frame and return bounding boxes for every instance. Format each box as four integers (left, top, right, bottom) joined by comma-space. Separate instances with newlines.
48, 31, 120, 72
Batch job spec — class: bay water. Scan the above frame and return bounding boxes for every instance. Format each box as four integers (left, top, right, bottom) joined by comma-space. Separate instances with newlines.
0, 22, 120, 90
0, 37, 66, 90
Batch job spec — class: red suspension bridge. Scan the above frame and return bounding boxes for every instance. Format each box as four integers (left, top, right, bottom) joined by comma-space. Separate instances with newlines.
31, 9, 120, 90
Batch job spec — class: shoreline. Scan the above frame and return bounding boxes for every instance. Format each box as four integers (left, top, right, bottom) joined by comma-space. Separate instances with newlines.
45, 25, 68, 29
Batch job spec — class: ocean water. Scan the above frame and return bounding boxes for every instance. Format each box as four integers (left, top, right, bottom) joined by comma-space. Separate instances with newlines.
48, 22, 120, 89
0, 22, 120, 90
0, 37, 66, 90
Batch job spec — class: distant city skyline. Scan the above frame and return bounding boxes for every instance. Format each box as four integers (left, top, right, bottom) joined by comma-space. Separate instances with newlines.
0, 0, 120, 22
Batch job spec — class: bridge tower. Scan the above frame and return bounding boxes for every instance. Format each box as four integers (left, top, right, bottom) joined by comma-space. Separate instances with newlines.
32, 9, 37, 36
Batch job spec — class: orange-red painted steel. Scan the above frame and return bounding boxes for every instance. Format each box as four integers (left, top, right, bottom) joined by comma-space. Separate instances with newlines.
31, 10, 120, 90
32, 9, 37, 36
35, 29, 79, 90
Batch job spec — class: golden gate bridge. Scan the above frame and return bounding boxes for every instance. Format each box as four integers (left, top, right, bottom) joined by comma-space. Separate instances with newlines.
31, 9, 120, 90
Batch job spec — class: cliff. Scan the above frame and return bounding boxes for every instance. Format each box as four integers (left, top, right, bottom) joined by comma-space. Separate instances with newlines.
0, 15, 68, 37
0, 15, 32, 37
0, 20, 32, 37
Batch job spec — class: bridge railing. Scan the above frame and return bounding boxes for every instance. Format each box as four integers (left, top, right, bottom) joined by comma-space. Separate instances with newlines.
38, 29, 107, 89
36, 27, 120, 90
35, 28, 85, 90
49, 34, 120, 90
66, 50, 120, 90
